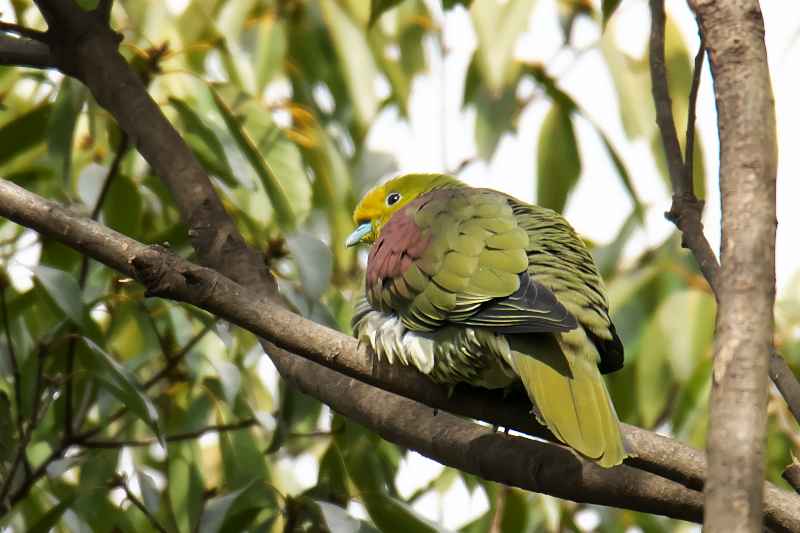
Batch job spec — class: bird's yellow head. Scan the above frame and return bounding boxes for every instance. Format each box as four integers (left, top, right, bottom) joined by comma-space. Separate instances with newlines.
346, 174, 462, 247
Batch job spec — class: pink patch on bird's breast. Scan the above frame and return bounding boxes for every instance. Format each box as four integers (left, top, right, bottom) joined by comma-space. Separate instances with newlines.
366, 198, 436, 290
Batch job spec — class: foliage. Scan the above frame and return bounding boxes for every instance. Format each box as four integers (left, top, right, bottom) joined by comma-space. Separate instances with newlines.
0, 0, 797, 532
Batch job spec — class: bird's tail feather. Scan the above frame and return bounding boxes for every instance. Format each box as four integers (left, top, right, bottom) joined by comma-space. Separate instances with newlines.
510, 335, 631, 467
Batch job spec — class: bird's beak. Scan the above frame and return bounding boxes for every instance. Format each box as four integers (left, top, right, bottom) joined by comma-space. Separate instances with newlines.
346, 222, 372, 247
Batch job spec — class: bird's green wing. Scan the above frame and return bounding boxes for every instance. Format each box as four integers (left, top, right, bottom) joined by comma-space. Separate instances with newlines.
506, 198, 624, 373
365, 187, 578, 333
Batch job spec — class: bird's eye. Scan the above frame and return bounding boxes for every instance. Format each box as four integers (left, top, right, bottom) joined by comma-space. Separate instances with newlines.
386, 192, 402, 206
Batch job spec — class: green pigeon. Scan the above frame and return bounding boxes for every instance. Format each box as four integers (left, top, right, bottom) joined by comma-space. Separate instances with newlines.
346, 173, 633, 467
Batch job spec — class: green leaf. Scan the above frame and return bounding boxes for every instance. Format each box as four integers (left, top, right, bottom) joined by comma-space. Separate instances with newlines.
596, 129, 645, 223
210, 83, 311, 232
136, 467, 162, 515
254, 15, 288, 94
48, 79, 84, 183
27, 493, 81, 533
635, 317, 673, 428
0, 103, 51, 169
169, 448, 207, 533
317, 500, 381, 533
30, 265, 85, 327
285, 230, 334, 302
500, 489, 528, 533
466, 60, 519, 160
319, 0, 381, 131
78, 338, 162, 443
361, 492, 452, 533
536, 103, 581, 213
597, 35, 654, 141
169, 97, 238, 187
368, 0, 405, 28
102, 173, 143, 239
198, 479, 276, 533
470, 0, 536, 95
199, 487, 246, 533
443, 0, 474, 8
211, 358, 242, 405
601, 0, 623, 29
657, 289, 715, 382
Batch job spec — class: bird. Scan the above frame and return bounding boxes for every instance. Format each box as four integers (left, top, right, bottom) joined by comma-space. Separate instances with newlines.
346, 173, 633, 467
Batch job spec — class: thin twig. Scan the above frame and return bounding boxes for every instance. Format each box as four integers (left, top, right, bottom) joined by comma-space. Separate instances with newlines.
0, 281, 24, 445
684, 40, 705, 183
649, 0, 687, 195
782, 460, 800, 496
489, 485, 508, 533
0, 20, 49, 43
81, 419, 257, 448
116, 476, 169, 533
144, 321, 215, 388
64, 337, 76, 438
0, 345, 51, 515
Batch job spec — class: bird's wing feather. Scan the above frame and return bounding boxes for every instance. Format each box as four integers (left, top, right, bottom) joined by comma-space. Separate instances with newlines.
366, 187, 578, 333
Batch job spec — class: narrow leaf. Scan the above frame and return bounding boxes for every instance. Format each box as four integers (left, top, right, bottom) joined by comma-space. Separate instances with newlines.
368, 0, 405, 28
210, 83, 311, 232
198, 485, 247, 533
78, 338, 162, 443
0, 104, 51, 169
31, 265, 85, 326
136, 467, 162, 515
601, 0, 623, 29
48, 79, 84, 183
318, 0, 380, 129
211, 359, 241, 405
536, 103, 581, 213
169, 97, 238, 187
596, 130, 645, 223
27, 493, 80, 533
284, 230, 334, 302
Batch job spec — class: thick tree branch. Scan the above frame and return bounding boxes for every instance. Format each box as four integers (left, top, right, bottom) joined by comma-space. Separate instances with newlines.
683, 0, 778, 531
0, 32, 52, 69
1, 181, 800, 531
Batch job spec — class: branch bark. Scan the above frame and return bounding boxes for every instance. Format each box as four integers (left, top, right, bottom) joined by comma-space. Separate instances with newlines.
681, 0, 777, 530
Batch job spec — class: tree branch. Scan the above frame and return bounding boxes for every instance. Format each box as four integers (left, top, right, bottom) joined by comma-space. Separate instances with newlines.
783, 461, 800, 496
114, 475, 169, 533
682, 0, 778, 530
82, 419, 257, 448
0, 32, 52, 69
649, 0, 688, 196
1, 180, 800, 531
